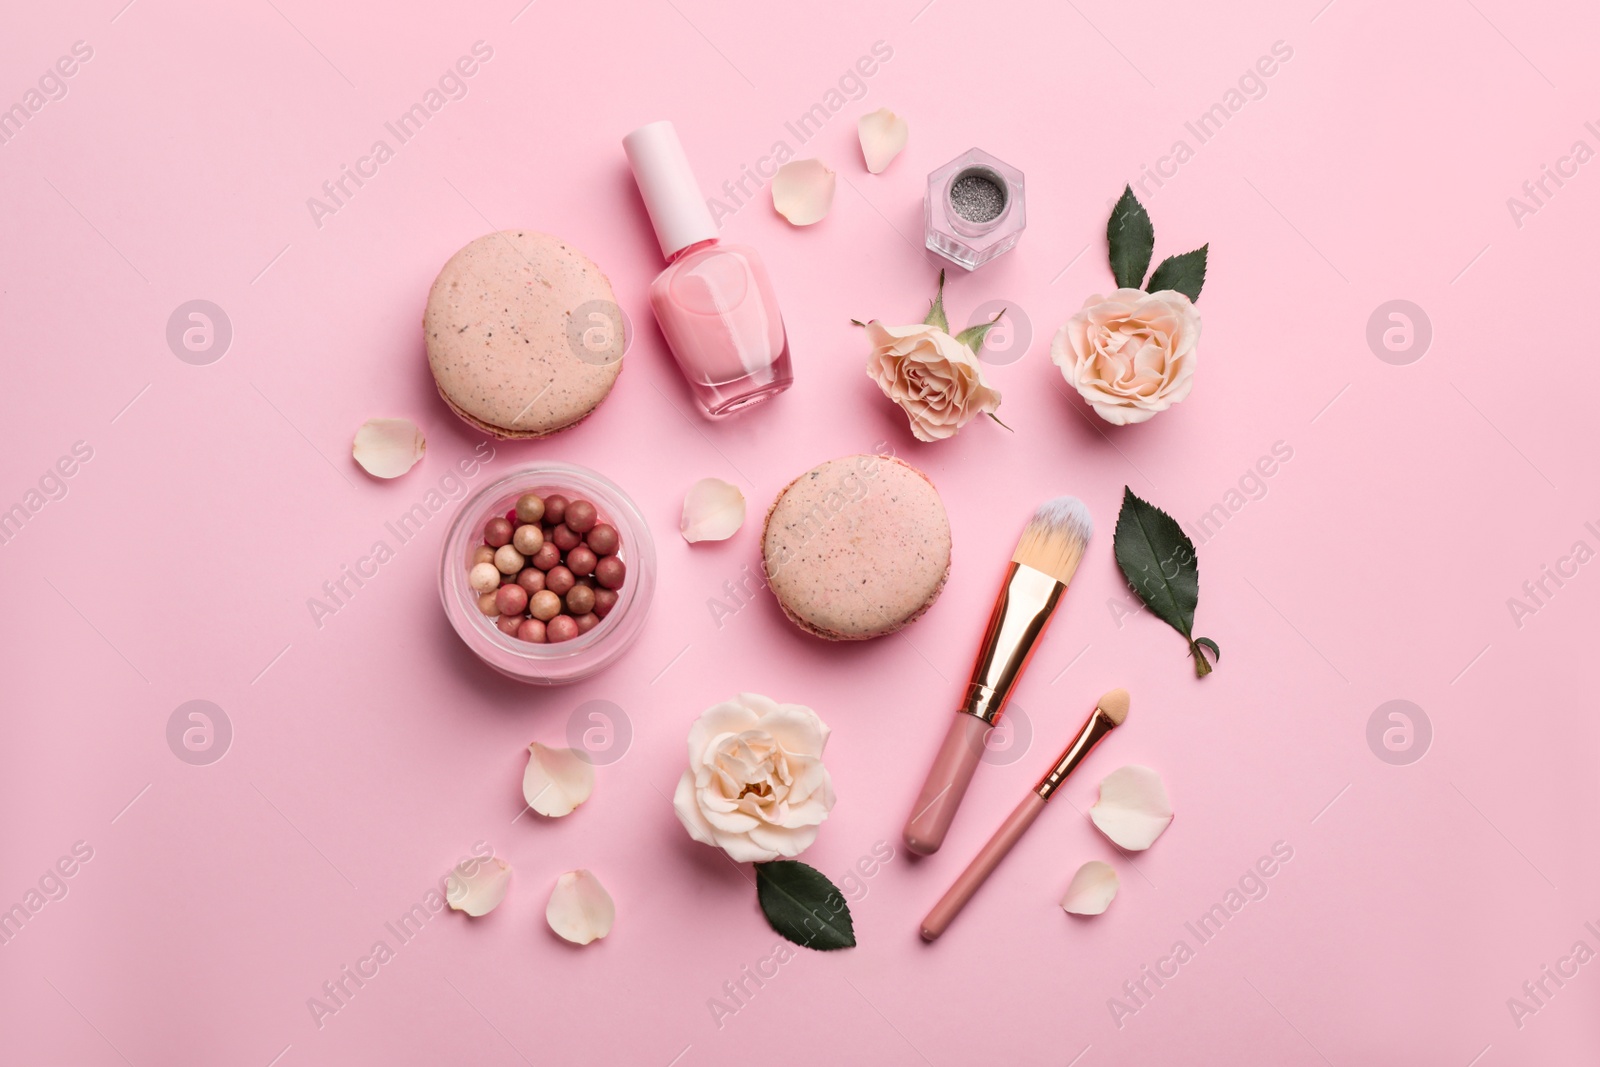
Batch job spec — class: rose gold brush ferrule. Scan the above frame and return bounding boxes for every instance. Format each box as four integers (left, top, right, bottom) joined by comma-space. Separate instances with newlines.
1033, 706, 1119, 801
960, 562, 1066, 726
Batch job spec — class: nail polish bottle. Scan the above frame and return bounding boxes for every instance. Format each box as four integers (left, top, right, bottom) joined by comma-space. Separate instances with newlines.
624, 121, 793, 417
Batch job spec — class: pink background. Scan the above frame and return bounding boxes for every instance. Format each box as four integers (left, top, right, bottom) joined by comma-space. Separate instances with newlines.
4, 0, 1599, 1063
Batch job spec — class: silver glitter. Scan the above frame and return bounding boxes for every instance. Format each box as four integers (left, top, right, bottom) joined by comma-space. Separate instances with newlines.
950, 174, 1005, 223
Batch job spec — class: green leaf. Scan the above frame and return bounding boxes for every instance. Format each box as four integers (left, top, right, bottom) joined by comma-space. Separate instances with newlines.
954, 309, 1005, 356
1113, 487, 1217, 677
1146, 245, 1209, 302
755, 861, 855, 951
923, 269, 949, 334
1192, 636, 1220, 677
1107, 186, 1154, 290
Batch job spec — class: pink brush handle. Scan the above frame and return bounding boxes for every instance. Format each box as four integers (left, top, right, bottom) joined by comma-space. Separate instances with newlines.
920, 791, 1046, 941
903, 713, 993, 856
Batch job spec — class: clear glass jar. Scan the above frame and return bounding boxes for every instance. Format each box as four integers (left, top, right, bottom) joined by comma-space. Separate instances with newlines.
439, 463, 656, 685
924, 148, 1027, 271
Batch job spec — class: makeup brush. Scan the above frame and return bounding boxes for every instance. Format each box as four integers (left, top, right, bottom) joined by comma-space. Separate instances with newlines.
920, 687, 1130, 941
903, 496, 1092, 856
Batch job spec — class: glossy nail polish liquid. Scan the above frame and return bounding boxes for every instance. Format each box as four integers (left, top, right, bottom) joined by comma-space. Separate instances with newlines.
625, 121, 792, 417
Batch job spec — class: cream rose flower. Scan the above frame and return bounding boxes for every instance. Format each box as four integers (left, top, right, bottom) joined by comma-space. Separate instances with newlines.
1052, 288, 1200, 425
672, 693, 835, 864
866, 321, 1002, 442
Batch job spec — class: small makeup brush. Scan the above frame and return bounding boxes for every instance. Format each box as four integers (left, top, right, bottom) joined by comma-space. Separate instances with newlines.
903, 496, 1092, 856
920, 687, 1130, 941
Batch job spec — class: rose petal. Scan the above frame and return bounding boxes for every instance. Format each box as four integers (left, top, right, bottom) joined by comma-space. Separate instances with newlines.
352, 418, 425, 478
546, 869, 614, 945
680, 478, 746, 543
1061, 860, 1119, 915
857, 108, 908, 174
771, 159, 835, 225
445, 856, 511, 916
1089, 765, 1173, 851
522, 742, 595, 817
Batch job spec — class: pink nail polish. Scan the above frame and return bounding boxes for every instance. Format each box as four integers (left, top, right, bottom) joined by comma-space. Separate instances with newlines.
625, 121, 793, 418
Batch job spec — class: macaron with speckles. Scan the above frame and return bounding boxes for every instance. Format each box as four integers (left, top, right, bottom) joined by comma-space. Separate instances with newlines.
761, 454, 951, 640
425, 231, 624, 438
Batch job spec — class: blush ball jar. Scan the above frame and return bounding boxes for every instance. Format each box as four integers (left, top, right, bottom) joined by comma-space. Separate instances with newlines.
440, 463, 656, 685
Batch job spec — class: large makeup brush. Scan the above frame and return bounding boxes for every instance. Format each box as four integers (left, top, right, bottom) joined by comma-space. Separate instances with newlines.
921, 687, 1130, 941
903, 496, 1092, 856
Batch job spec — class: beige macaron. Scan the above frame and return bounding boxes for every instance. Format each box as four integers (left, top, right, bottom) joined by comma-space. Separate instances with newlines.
425, 231, 624, 438
761, 454, 952, 640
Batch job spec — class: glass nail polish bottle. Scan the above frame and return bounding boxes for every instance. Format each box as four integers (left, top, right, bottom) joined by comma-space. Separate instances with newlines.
624, 121, 793, 417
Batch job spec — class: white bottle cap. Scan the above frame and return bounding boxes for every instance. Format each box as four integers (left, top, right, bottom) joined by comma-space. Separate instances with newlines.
624, 120, 718, 260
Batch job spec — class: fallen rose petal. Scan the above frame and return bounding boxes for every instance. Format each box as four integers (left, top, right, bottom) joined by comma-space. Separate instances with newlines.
858, 108, 909, 174
1089, 765, 1173, 851
352, 417, 425, 478
523, 742, 595, 818
680, 478, 746, 543
445, 856, 511, 916
772, 159, 836, 225
1060, 860, 1119, 915
546, 869, 614, 944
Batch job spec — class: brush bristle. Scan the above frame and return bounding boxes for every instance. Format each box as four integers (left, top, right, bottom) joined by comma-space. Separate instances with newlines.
1096, 688, 1130, 725
1011, 496, 1092, 583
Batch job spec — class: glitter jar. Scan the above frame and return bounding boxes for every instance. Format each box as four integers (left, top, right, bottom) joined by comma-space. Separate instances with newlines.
925, 148, 1026, 271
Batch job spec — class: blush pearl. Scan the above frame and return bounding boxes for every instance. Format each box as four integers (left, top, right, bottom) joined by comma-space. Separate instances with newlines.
585, 524, 619, 556
565, 584, 596, 615
493, 545, 525, 574
484, 517, 513, 548
477, 592, 500, 616
529, 590, 562, 621
472, 545, 496, 567
495, 584, 528, 617
516, 568, 546, 595
565, 499, 598, 533
515, 493, 546, 525
565, 545, 597, 577
468, 562, 500, 593
543, 494, 569, 526
496, 614, 523, 636
595, 556, 626, 590
546, 615, 579, 643
531, 543, 561, 571
574, 612, 600, 634
512, 524, 545, 555
592, 588, 618, 618
551, 524, 581, 552
546, 566, 576, 596
516, 617, 548, 643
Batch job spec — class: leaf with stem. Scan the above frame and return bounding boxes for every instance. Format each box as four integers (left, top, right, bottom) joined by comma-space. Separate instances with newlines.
1112, 486, 1219, 677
